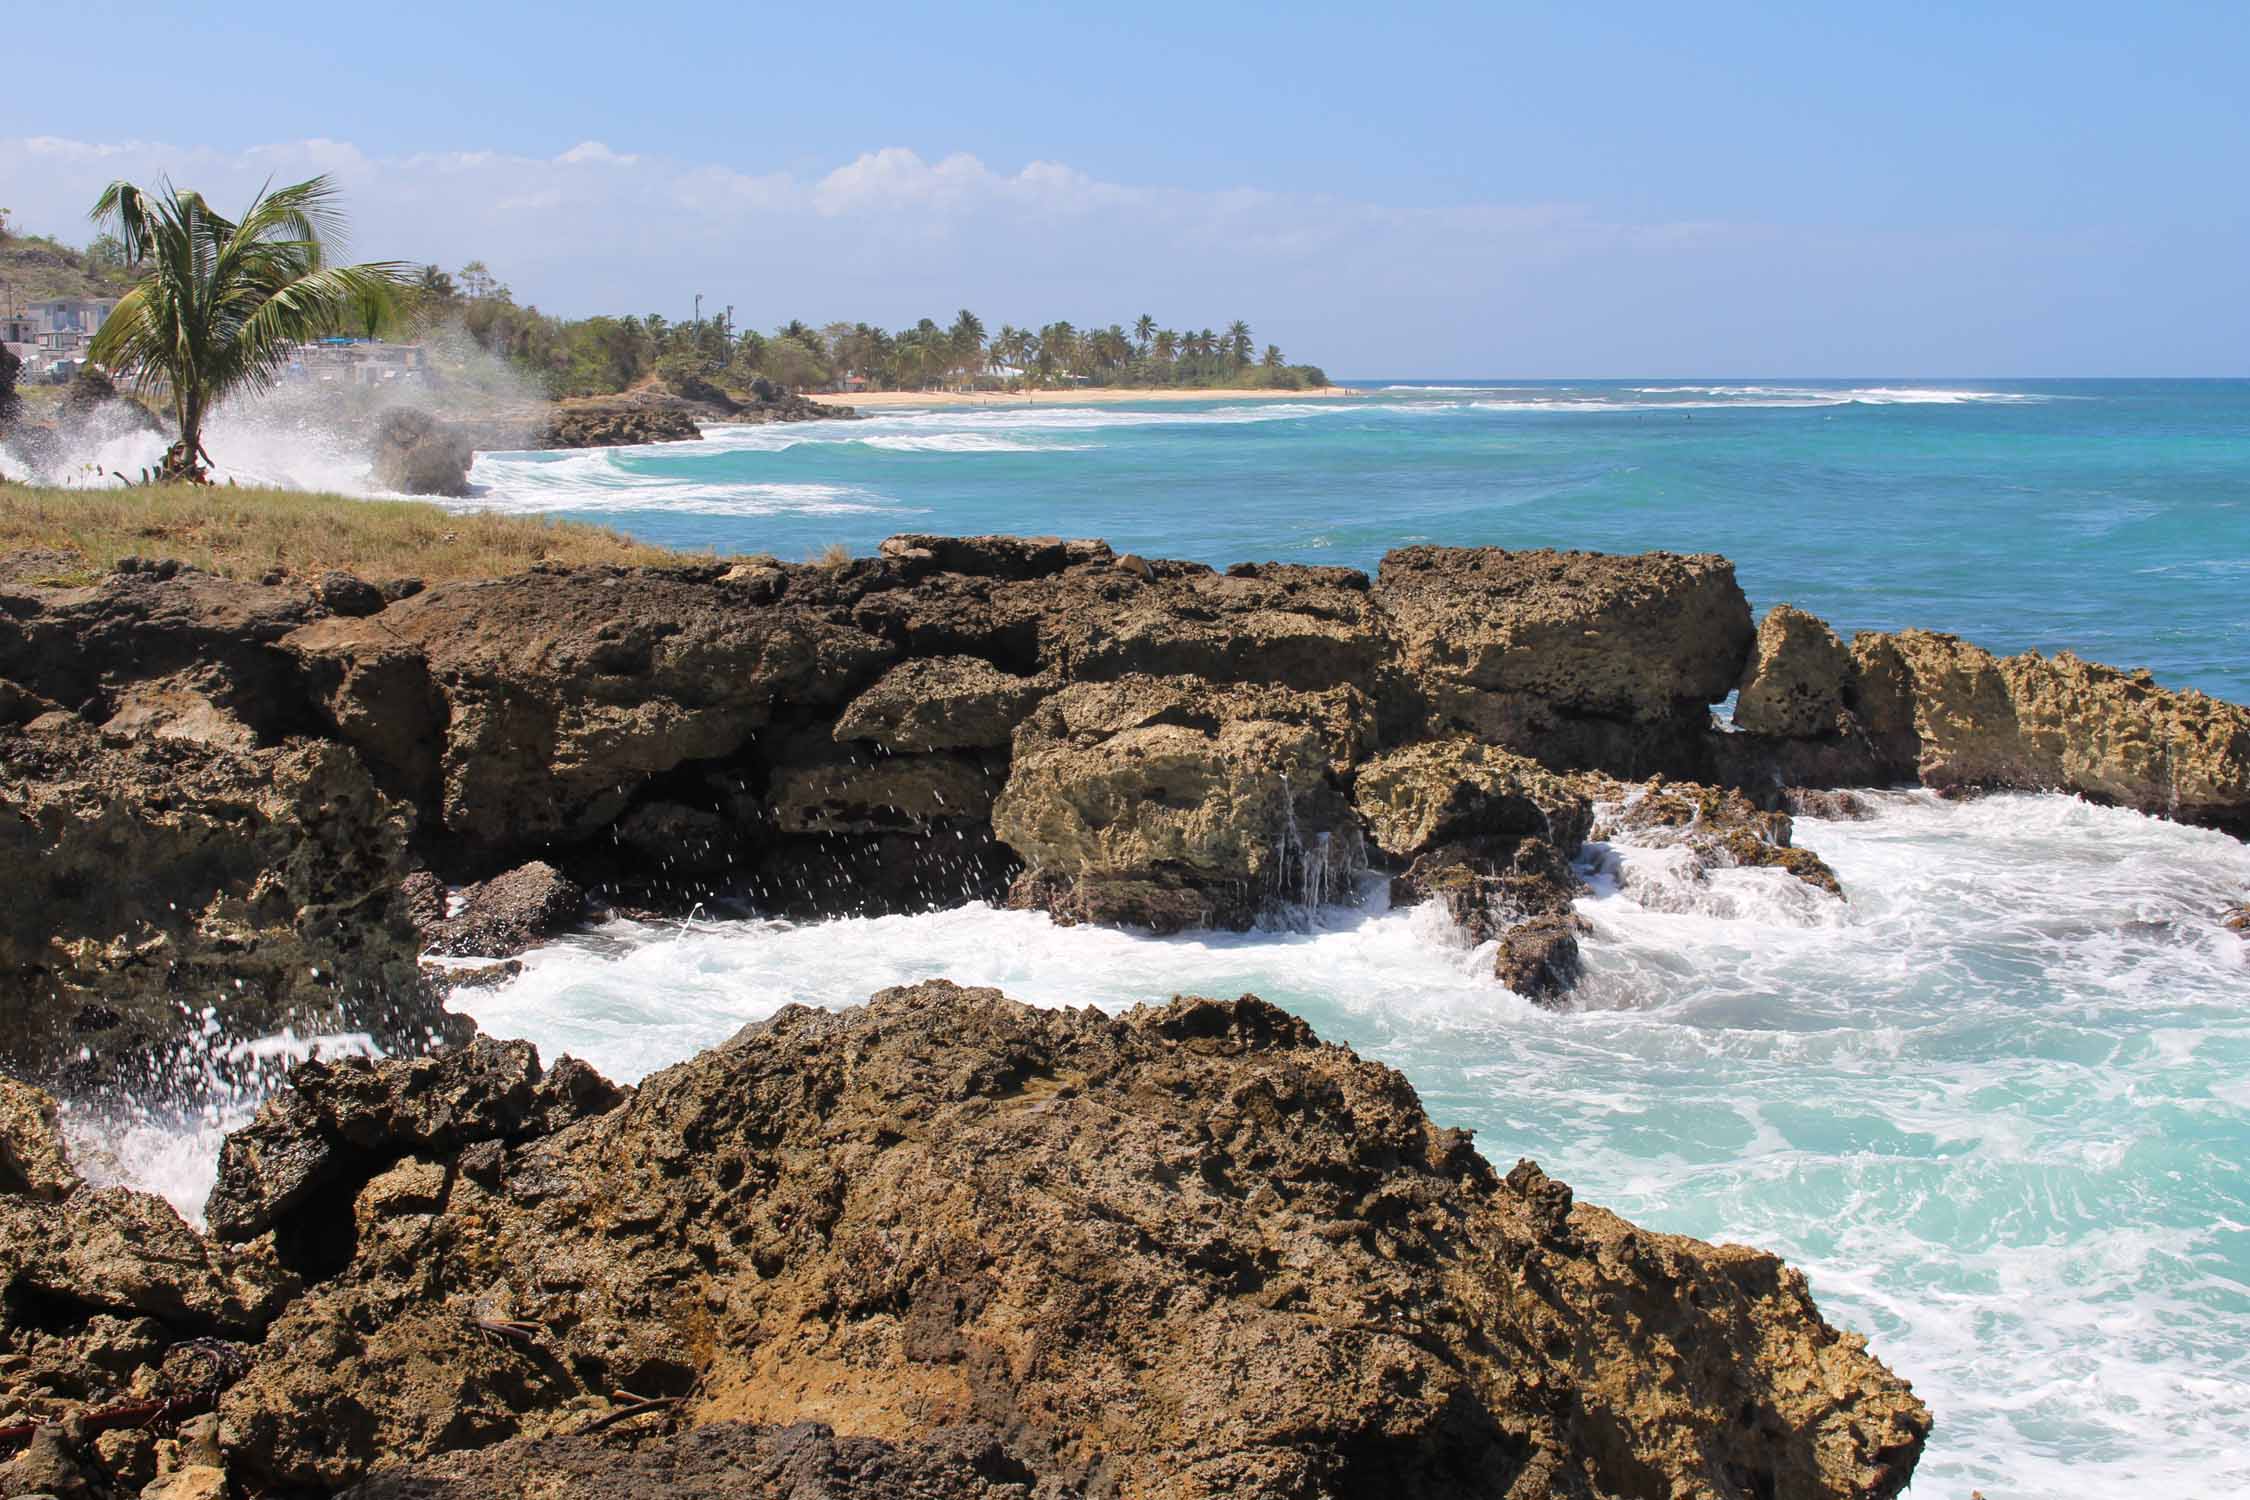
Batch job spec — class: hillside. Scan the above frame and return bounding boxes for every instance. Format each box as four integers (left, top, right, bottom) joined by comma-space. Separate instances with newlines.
0, 235, 132, 304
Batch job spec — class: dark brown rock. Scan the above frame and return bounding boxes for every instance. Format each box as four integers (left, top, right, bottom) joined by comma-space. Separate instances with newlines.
340, 1421, 1066, 1500
209, 983, 1928, 1497
0, 1075, 79, 1201
0, 717, 460, 1092
420, 861, 586, 958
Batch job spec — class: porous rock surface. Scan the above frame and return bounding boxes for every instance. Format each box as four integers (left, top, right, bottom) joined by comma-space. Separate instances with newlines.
4, 535, 2245, 1080
0, 713, 460, 1090
174, 982, 1930, 1498
993, 676, 1371, 931
1376, 546, 1753, 774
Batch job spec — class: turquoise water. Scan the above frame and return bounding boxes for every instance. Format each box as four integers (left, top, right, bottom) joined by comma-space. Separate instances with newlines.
98, 382, 2246, 1497
470, 379, 2250, 701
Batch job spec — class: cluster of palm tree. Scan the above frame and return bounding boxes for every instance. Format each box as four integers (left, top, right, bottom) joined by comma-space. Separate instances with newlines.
788, 312, 1311, 393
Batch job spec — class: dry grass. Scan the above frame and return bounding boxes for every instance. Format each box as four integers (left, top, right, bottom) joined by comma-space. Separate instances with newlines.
0, 483, 689, 586
809, 541, 853, 569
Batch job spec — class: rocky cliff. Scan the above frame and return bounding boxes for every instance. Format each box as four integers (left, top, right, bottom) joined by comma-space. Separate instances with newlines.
0, 984, 1931, 1499
4, 536, 2245, 1085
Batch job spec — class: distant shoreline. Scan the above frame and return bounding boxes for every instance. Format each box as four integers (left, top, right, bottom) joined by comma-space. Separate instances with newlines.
828, 385, 1355, 410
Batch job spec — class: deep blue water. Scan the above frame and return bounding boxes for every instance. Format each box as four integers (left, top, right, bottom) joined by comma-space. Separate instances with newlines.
472, 378, 2250, 702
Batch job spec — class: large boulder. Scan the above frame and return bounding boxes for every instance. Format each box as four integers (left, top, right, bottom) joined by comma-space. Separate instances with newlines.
0, 716, 460, 1092
1852, 631, 2250, 833
416, 861, 587, 958
1374, 546, 1753, 773
1352, 737, 1591, 859
205, 983, 1928, 1497
992, 676, 1372, 931
1734, 604, 1855, 737
371, 408, 475, 497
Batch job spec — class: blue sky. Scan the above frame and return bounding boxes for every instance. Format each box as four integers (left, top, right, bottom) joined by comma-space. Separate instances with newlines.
5, 1, 2245, 374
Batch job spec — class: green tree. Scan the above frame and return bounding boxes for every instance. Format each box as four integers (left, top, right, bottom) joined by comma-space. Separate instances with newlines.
1227, 320, 1253, 369
1133, 313, 1155, 353
87, 174, 412, 481
85, 233, 131, 275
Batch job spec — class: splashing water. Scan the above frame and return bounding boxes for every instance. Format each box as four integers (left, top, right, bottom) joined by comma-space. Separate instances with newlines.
417, 790, 2250, 1498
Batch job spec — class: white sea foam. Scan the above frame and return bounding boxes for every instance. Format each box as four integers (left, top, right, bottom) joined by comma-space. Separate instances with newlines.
432, 790, 2249, 1496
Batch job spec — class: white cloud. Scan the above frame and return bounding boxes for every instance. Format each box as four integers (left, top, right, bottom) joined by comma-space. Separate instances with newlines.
1, 133, 2186, 373
556, 141, 638, 167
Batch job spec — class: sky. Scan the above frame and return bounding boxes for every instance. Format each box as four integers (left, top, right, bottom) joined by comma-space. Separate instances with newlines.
3, 1, 2245, 375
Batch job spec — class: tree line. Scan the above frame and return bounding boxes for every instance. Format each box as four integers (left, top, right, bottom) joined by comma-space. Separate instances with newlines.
412, 264, 1328, 400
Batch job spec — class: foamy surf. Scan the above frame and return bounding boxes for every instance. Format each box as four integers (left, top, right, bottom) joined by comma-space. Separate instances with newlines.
424, 790, 2249, 1497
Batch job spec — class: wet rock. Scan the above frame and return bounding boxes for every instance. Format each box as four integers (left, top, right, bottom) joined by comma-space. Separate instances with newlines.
1375, 546, 1752, 774
1390, 836, 1589, 1002
420, 862, 585, 959
1850, 630, 2250, 834
2222, 901, 2247, 936
1735, 603, 1855, 737
340, 1420, 1061, 1500
832, 656, 1055, 751
538, 397, 701, 448
1783, 787, 1878, 820
1592, 776, 1844, 897
214, 983, 1928, 1497
993, 676, 1371, 931
0, 1077, 79, 1201
878, 534, 1084, 580
1352, 737, 1591, 859
204, 1036, 623, 1246
0, 1184, 297, 1338
1493, 914, 1583, 1002
371, 409, 475, 498
0, 718, 458, 1091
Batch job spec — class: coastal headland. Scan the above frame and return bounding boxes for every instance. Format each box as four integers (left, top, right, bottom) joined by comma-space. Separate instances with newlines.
1, 497, 2245, 1496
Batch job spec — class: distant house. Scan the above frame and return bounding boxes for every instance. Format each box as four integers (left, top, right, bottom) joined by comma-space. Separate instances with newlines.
16, 297, 119, 377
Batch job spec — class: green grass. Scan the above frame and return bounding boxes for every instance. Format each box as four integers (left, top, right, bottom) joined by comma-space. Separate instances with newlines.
0, 483, 689, 586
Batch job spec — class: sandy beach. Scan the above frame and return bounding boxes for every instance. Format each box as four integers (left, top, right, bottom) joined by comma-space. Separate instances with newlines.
832, 385, 1356, 410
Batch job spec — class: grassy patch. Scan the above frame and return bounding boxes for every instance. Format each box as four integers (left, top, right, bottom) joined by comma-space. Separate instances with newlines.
0, 483, 688, 586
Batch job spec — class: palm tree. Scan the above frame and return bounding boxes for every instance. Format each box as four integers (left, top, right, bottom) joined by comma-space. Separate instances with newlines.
1227, 320, 1254, 369
1262, 343, 1285, 369
1133, 314, 1155, 353
1153, 328, 1178, 366
88, 174, 412, 482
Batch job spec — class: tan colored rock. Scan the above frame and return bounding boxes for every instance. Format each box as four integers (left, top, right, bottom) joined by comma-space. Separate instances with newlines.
992, 676, 1371, 930
1735, 604, 1855, 737
832, 656, 1055, 751
1856, 630, 2250, 832
1352, 737, 1591, 858
0, 1075, 79, 1200
142, 1464, 228, 1500
214, 984, 1929, 1498
1376, 545, 1753, 723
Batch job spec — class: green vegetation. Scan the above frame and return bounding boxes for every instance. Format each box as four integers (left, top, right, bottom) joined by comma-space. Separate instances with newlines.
88, 175, 416, 482
413, 265, 1329, 399
0, 483, 685, 585
0, 229, 135, 304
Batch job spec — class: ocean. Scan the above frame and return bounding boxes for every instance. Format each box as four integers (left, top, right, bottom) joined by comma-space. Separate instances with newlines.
99, 381, 2250, 1497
